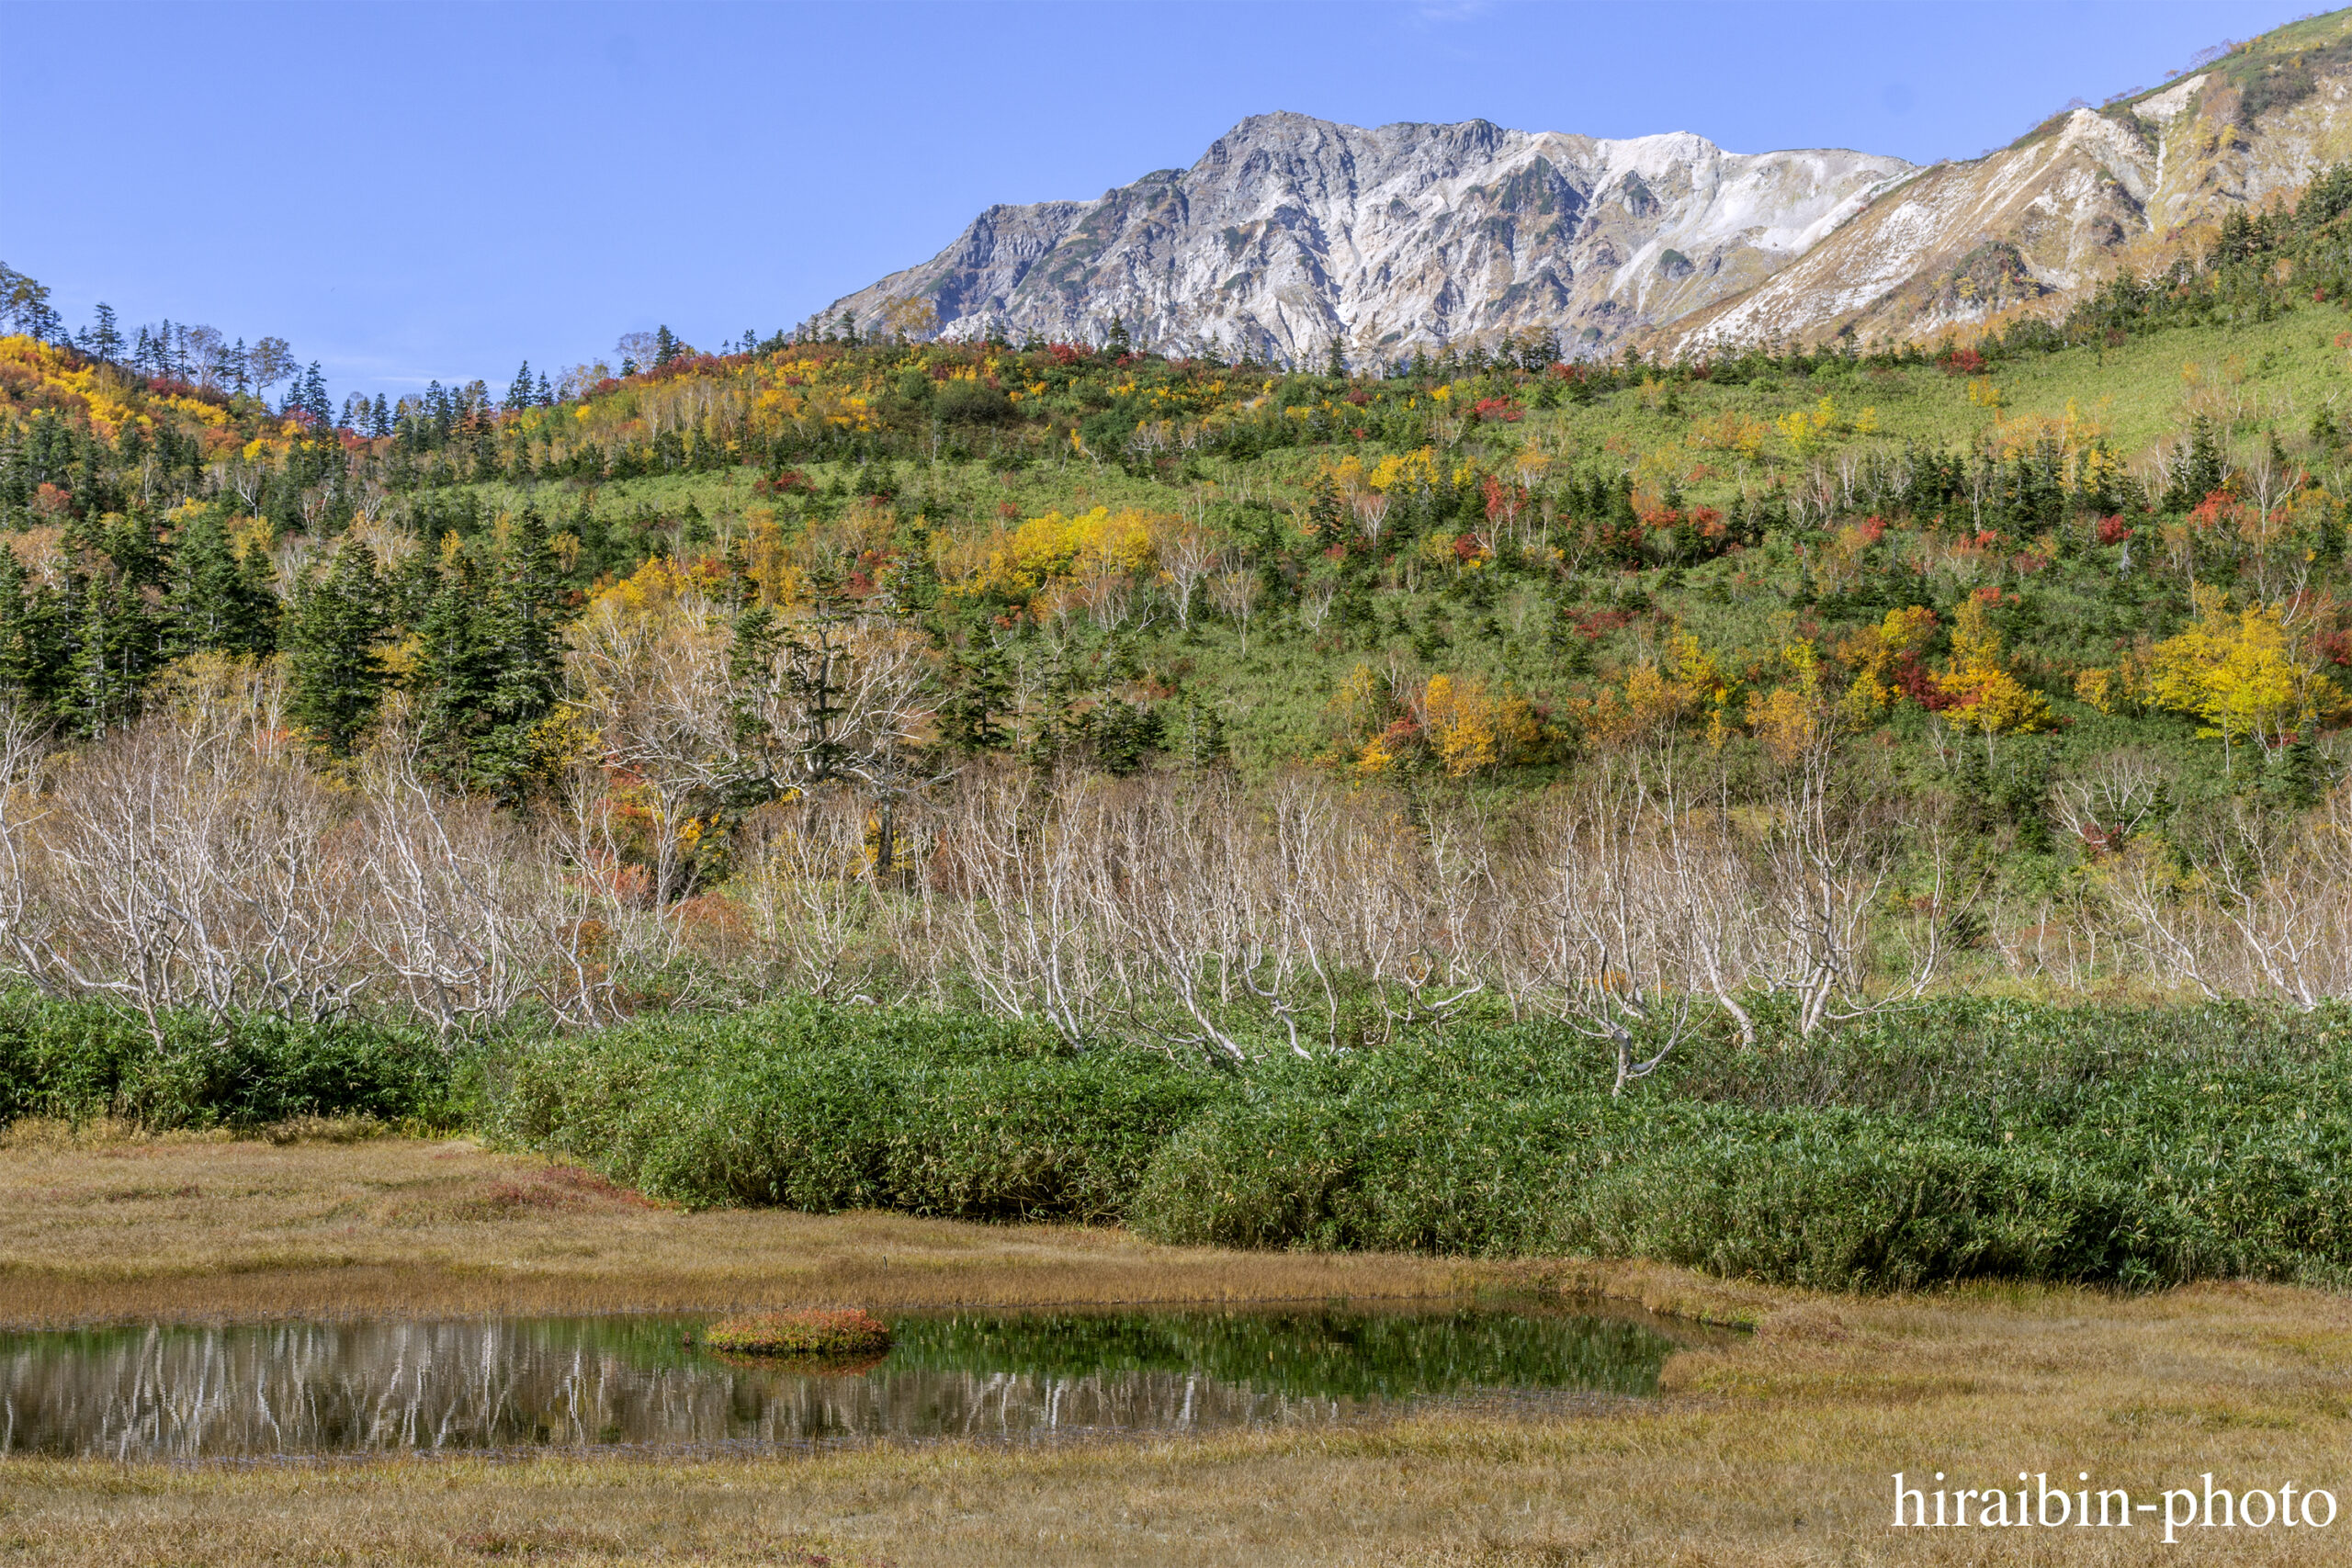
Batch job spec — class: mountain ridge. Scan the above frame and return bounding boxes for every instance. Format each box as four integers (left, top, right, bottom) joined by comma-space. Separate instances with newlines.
824, 11, 2352, 362
823, 110, 1912, 361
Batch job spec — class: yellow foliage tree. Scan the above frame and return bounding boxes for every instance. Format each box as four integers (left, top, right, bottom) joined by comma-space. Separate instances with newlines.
1746, 637, 1836, 764
1937, 594, 2052, 742
1776, 395, 1838, 455
1421, 673, 1538, 775
1836, 604, 1939, 722
2147, 586, 2346, 768
952, 507, 1156, 604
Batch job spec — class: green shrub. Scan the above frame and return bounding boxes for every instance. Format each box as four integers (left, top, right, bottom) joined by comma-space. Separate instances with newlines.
494, 1000, 1225, 1217
1551, 1131, 2191, 1291
0, 992, 471, 1130
474, 996, 2352, 1292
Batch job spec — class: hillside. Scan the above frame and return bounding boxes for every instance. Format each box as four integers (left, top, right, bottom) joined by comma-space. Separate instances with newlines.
824, 13, 2352, 363
1, 63, 2351, 1047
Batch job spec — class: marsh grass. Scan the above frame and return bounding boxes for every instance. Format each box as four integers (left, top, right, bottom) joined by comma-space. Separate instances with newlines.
3, 1273, 2347, 1565
701, 1307, 893, 1358
4, 1137, 2347, 1563
0, 1134, 1526, 1329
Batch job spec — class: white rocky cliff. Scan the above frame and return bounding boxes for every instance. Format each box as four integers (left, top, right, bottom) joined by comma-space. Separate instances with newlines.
821, 113, 1911, 360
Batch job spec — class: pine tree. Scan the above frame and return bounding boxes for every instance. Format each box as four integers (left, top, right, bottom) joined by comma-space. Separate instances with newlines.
653, 326, 681, 369
412, 553, 496, 785
505, 361, 534, 412
164, 512, 278, 659
413, 516, 566, 800
939, 639, 1011, 752
285, 543, 386, 756
85, 303, 122, 365
66, 570, 153, 740
0, 548, 69, 723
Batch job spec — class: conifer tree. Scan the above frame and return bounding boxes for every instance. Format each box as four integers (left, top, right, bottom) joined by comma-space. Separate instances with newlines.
413, 514, 567, 800
472, 506, 567, 798
66, 571, 153, 739
0, 548, 69, 723
285, 543, 387, 756
85, 303, 122, 365
164, 512, 278, 658
412, 549, 497, 785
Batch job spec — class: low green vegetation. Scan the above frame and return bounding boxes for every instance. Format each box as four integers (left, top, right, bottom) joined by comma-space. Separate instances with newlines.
496, 997, 2351, 1292
0, 993, 472, 1132
15, 990, 2337, 1293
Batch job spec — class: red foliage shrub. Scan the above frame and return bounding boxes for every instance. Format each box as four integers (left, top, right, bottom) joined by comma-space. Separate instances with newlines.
2096, 516, 2135, 546
1939, 347, 1986, 376
1472, 396, 1522, 423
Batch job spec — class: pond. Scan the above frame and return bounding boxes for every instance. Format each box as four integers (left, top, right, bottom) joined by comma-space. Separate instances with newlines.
0, 1301, 1690, 1460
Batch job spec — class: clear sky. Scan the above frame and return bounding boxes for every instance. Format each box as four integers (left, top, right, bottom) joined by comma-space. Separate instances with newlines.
0, 0, 2307, 401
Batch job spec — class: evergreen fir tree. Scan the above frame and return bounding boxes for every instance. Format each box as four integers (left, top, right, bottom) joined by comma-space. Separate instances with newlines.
413, 516, 567, 800
472, 507, 567, 799
85, 303, 122, 365
412, 550, 498, 785
0, 548, 69, 723
939, 639, 1011, 752
66, 570, 153, 740
164, 512, 279, 659
284, 544, 386, 756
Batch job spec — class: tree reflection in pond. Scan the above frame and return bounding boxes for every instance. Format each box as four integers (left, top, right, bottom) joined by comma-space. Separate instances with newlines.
0, 1303, 1683, 1459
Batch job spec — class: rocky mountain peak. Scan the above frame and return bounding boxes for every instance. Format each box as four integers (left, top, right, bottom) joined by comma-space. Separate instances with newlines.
821, 13, 2352, 361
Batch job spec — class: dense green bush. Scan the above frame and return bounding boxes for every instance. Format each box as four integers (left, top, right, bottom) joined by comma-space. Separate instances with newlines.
0, 991, 473, 1129
492, 1002, 1224, 1219
490, 998, 2352, 1292
13, 987, 2341, 1292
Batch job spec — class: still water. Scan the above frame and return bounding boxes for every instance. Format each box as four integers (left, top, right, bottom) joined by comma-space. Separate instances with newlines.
0, 1303, 1682, 1460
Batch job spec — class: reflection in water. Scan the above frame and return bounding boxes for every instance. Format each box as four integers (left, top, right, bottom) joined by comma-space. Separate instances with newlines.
0, 1304, 1680, 1460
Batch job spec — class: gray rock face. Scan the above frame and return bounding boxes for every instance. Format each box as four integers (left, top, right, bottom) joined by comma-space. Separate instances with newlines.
821, 112, 1912, 361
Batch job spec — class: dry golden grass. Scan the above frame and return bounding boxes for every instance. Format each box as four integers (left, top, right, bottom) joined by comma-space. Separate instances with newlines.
0, 1126, 1522, 1327
3, 1133, 2349, 1565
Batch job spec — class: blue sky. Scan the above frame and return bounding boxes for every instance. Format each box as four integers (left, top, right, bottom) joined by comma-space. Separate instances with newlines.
0, 0, 2304, 400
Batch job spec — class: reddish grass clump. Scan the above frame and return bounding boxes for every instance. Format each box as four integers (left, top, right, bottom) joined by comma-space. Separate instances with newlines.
701, 1308, 892, 1359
